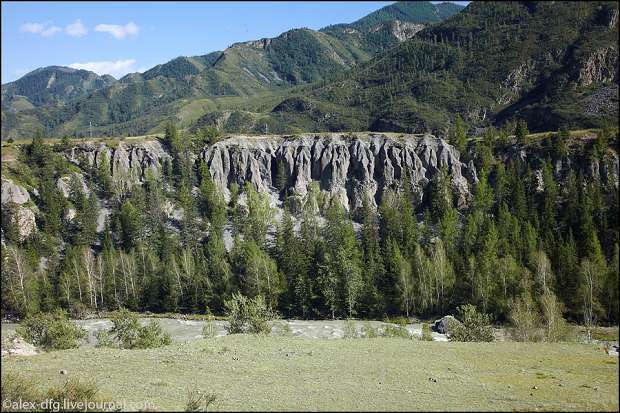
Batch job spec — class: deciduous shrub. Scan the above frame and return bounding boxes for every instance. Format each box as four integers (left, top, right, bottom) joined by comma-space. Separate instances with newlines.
271, 321, 292, 337
95, 329, 116, 348
540, 289, 576, 342
509, 290, 576, 342
361, 321, 378, 338
106, 309, 171, 349
421, 323, 433, 341
449, 304, 494, 342
381, 324, 411, 338
135, 320, 172, 348
109, 308, 141, 348
343, 319, 358, 338
1, 371, 108, 412
185, 387, 217, 412
225, 293, 273, 335
509, 294, 543, 342
16, 310, 87, 350
202, 318, 217, 339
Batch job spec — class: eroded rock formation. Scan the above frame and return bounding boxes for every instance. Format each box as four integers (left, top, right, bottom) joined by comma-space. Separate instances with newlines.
200, 133, 474, 212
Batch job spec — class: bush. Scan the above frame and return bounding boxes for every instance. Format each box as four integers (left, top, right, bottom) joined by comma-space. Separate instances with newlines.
109, 309, 141, 348
106, 309, 171, 349
1, 371, 109, 412
225, 293, 273, 335
382, 316, 409, 326
449, 304, 494, 342
271, 321, 292, 337
509, 294, 543, 342
361, 322, 378, 338
45, 378, 100, 406
135, 321, 172, 348
540, 289, 576, 342
94, 329, 117, 348
69, 301, 89, 319
343, 319, 358, 338
509, 291, 576, 343
202, 319, 217, 339
381, 324, 411, 338
185, 388, 217, 412
421, 323, 433, 341
16, 310, 87, 350
1, 371, 39, 406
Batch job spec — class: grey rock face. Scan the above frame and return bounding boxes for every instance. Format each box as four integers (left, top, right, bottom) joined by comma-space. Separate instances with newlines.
13, 207, 37, 241
575, 47, 618, 87
1, 178, 30, 205
200, 133, 474, 213
61, 133, 619, 218
1, 179, 37, 240
67, 140, 172, 194
57, 172, 90, 198
63, 134, 477, 214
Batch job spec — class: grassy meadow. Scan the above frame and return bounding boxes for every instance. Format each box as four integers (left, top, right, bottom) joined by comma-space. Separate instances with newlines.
2, 335, 618, 411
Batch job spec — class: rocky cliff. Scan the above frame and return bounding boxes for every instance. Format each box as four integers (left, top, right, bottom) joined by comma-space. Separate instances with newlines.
65, 133, 476, 213
2, 132, 618, 243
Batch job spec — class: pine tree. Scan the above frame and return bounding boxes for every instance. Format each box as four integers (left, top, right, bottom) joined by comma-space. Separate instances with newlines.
515, 120, 529, 144
118, 201, 142, 250
359, 195, 383, 317
179, 183, 199, 249
451, 115, 467, 153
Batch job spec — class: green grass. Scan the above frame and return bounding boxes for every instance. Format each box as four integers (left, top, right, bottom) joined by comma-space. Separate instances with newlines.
580, 327, 619, 342
2, 336, 617, 411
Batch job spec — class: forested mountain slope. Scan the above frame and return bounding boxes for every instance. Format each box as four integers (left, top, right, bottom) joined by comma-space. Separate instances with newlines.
263, 1, 619, 134
1, 127, 618, 323
0, 1, 464, 140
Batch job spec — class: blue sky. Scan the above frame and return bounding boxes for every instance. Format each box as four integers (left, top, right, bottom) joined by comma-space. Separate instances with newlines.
1, 1, 469, 83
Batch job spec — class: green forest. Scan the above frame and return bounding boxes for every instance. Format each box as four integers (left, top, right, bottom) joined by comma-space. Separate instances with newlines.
2, 125, 618, 328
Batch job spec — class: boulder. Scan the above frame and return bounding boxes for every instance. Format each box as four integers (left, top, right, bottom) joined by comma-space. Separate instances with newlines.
432, 315, 461, 335
1, 178, 30, 205
56, 172, 90, 199
15, 207, 36, 241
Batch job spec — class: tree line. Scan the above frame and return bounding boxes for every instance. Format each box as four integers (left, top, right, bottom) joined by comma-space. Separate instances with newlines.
1, 125, 618, 326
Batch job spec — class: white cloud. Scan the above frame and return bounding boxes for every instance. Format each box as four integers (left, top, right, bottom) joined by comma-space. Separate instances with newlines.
65, 19, 87, 37
94, 22, 139, 39
20, 21, 61, 37
20, 22, 45, 33
41, 26, 61, 37
68, 59, 137, 78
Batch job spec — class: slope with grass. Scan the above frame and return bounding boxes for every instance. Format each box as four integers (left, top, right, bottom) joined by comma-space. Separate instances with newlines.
2, 336, 618, 411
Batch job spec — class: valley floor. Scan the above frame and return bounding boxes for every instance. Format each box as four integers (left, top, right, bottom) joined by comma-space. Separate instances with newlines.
2, 335, 618, 411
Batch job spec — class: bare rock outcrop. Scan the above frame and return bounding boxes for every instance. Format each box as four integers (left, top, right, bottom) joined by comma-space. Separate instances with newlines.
66, 140, 172, 194
1, 178, 30, 205
201, 133, 474, 212
57, 172, 90, 198
1, 178, 37, 241
575, 47, 619, 87
63, 133, 474, 213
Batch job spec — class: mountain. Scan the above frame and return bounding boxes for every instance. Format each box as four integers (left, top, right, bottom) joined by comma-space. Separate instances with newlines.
277, 1, 619, 134
0, 1, 465, 140
1, 66, 116, 108
349, 1, 464, 28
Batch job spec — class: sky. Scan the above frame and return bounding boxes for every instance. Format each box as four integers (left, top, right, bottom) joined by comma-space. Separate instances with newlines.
1, 1, 469, 84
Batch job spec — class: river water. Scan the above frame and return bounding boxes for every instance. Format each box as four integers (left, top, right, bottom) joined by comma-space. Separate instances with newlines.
1, 318, 449, 346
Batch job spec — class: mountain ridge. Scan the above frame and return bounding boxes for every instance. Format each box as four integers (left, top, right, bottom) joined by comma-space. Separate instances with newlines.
1, 1, 465, 139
